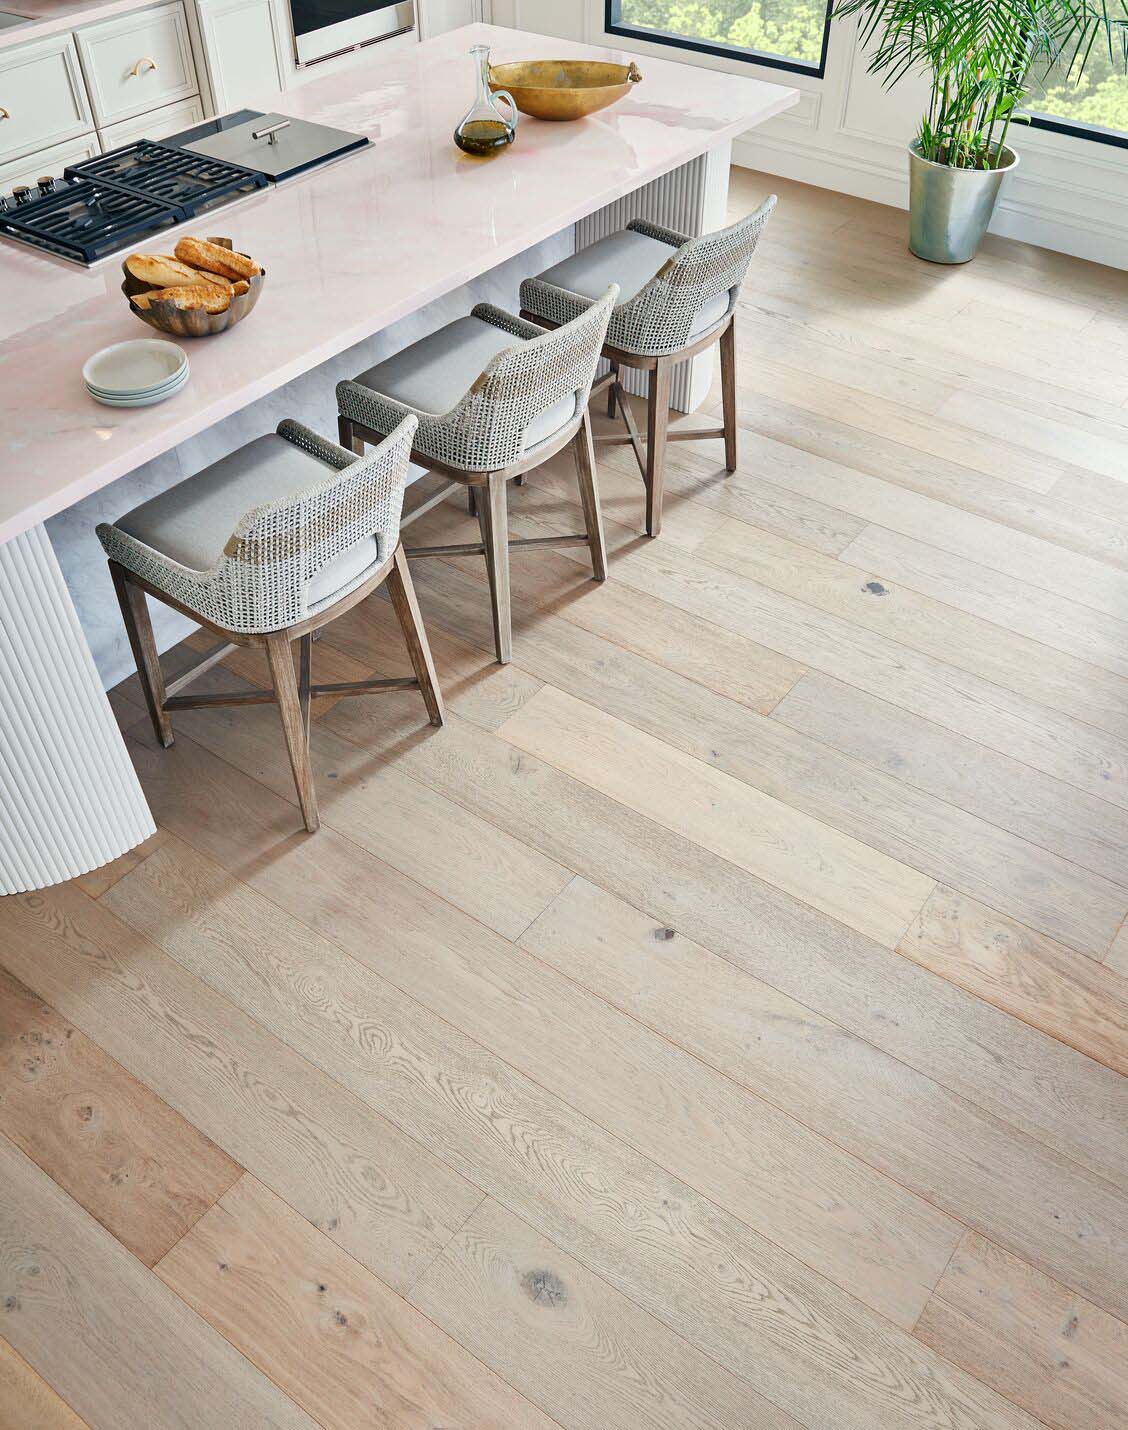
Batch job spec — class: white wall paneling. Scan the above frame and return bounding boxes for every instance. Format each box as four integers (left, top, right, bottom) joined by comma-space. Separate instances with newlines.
574, 1, 1128, 269
0, 526, 155, 894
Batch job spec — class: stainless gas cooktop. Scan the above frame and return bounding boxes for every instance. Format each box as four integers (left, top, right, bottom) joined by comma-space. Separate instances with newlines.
0, 109, 369, 264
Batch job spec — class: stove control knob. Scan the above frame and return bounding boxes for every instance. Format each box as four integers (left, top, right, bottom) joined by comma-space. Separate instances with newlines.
12, 184, 31, 205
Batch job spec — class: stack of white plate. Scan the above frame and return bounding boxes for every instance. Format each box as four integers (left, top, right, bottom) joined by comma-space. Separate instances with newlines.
83, 339, 189, 407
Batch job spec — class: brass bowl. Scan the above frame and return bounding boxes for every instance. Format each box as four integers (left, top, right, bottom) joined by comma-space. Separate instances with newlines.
488, 59, 642, 122
122, 238, 265, 338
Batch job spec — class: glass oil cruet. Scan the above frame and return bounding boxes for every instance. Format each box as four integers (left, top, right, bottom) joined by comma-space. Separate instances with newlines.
454, 45, 517, 156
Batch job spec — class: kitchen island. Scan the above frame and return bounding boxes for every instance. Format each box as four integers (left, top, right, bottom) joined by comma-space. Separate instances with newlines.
0, 22, 796, 892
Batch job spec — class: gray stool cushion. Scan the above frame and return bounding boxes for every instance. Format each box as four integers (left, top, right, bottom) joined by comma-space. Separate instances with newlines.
531, 230, 729, 342
116, 433, 381, 610
354, 314, 576, 452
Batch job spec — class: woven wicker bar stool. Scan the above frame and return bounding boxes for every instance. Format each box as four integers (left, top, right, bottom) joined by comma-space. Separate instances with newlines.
97, 415, 443, 834
336, 290, 617, 665
519, 197, 776, 537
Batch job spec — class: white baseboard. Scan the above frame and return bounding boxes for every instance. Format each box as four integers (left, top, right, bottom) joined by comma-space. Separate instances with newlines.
733, 132, 1128, 271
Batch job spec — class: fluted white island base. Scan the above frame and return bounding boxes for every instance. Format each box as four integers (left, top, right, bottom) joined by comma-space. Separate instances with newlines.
0, 526, 154, 894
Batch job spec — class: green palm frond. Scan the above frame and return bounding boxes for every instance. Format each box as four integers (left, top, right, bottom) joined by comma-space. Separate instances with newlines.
834, 0, 1128, 164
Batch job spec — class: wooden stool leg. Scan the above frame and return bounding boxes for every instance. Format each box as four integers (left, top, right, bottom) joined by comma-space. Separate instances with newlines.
476, 470, 512, 664
338, 415, 363, 457
573, 409, 608, 582
467, 485, 477, 518
298, 632, 312, 740
109, 562, 173, 748
645, 359, 672, 538
606, 360, 619, 417
386, 545, 445, 726
719, 316, 738, 474
264, 631, 320, 833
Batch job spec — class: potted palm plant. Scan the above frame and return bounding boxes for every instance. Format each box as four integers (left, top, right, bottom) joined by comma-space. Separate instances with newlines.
834, 0, 1128, 263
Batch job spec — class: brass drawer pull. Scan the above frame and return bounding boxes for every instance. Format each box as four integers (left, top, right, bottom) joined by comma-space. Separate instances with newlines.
0, 107, 9, 120
128, 56, 158, 77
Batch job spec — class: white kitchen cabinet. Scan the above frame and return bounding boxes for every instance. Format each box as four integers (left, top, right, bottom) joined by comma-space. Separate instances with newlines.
77, 1, 199, 128
196, 0, 286, 113
0, 33, 93, 166
417, 0, 481, 38
0, 131, 99, 192
98, 92, 205, 148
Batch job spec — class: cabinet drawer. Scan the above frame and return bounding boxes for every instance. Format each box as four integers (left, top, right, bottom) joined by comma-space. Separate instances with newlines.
0, 34, 93, 165
77, 2, 198, 128
197, 0, 285, 114
98, 93, 204, 149
0, 132, 99, 195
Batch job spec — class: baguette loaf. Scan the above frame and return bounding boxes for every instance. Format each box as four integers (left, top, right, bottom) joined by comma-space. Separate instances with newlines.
174, 236, 260, 281
125, 253, 234, 291
133, 284, 231, 314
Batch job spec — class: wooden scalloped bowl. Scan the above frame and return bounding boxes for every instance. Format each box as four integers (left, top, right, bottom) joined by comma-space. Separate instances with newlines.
488, 59, 642, 121
122, 238, 265, 338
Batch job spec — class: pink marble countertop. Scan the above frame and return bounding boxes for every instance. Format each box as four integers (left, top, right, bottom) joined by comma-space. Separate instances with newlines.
0, 0, 158, 49
0, 24, 796, 543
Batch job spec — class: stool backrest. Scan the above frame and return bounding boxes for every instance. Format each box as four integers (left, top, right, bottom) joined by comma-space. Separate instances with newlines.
624, 195, 777, 353
219, 415, 417, 631
432, 285, 618, 472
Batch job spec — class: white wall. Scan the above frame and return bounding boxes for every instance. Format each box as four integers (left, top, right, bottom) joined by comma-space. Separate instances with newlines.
489, 0, 1128, 270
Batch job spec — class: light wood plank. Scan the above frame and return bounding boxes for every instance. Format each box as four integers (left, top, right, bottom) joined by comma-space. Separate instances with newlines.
400, 535, 1128, 961
321, 585, 543, 732
736, 281, 1128, 431
938, 388, 1128, 486
840, 523, 1128, 681
113, 829, 960, 1330
515, 876, 1128, 1320
333, 636, 1128, 1201
899, 888, 1128, 1076
0, 885, 477, 1295
130, 666, 571, 942
410, 1197, 802, 1430
594, 430, 866, 556
73, 829, 169, 899
541, 510, 1128, 812
914, 1231, 1128, 1430
76, 753, 1041, 1430
706, 512, 1128, 743
0, 1135, 315, 1430
1107, 920, 1128, 976
315, 672, 1128, 1304
155, 1174, 552, 1430
498, 684, 935, 949
398, 508, 806, 717
0, 965, 240, 1268
773, 672, 1128, 903
0, 1337, 85, 1430
724, 355, 1069, 494
713, 379, 1128, 584
744, 252, 1128, 405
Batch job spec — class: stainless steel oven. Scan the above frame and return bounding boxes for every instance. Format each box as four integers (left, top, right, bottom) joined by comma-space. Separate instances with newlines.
288, 0, 414, 68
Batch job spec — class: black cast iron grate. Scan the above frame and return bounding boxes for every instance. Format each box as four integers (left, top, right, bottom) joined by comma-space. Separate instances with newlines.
0, 140, 268, 265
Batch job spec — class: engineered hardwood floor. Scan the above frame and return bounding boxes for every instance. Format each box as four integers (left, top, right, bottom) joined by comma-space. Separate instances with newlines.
2, 171, 1127, 1429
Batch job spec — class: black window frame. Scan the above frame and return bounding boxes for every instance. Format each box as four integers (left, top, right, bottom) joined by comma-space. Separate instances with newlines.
605, 1, 1128, 148
1025, 111, 1128, 151
604, 0, 835, 80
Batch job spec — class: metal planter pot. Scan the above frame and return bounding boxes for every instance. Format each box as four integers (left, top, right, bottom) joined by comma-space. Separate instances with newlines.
908, 141, 1019, 264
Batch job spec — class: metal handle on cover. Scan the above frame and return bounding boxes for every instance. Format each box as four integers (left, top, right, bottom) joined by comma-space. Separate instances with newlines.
251, 119, 290, 145
0, 107, 9, 120
128, 55, 158, 77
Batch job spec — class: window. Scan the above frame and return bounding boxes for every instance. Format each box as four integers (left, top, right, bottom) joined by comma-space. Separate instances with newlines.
605, 0, 835, 78
1025, 44, 1128, 148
